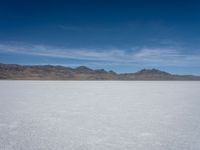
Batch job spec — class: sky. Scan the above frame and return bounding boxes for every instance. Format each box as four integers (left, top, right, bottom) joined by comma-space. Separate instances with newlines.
0, 0, 200, 75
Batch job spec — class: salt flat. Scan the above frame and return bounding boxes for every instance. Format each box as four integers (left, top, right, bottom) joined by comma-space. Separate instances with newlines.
0, 81, 200, 150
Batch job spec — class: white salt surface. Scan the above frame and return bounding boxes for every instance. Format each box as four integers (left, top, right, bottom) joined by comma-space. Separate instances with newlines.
0, 81, 200, 150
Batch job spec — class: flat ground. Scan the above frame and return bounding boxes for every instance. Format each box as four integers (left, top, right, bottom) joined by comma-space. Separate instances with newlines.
0, 81, 200, 150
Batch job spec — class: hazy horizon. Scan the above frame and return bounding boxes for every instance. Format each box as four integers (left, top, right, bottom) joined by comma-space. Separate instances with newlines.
1, 62, 200, 76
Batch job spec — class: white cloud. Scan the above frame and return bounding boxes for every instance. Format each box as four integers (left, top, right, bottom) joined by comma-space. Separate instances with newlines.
0, 42, 200, 66
135, 48, 200, 66
0, 43, 130, 62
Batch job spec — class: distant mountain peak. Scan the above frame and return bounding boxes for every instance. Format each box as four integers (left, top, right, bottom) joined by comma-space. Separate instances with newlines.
76, 66, 91, 69
136, 68, 170, 75
75, 66, 93, 73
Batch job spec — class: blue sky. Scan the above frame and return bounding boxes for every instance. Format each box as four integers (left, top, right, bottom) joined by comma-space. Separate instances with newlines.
0, 0, 200, 74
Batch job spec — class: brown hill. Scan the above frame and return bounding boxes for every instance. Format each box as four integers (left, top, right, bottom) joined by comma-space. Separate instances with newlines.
0, 63, 200, 80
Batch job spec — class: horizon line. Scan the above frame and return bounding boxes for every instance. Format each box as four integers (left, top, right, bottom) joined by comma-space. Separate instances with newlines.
1, 62, 199, 77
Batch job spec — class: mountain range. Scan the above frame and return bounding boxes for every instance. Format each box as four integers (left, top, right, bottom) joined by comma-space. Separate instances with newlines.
0, 63, 200, 80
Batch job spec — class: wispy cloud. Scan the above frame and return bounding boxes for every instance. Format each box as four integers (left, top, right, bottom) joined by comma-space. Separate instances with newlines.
133, 48, 191, 66
0, 42, 200, 66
